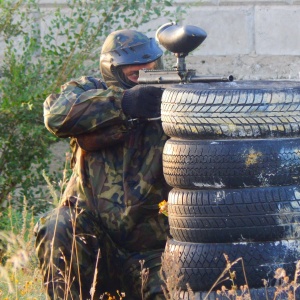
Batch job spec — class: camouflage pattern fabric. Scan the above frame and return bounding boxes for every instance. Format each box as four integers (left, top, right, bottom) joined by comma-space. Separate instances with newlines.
36, 76, 171, 299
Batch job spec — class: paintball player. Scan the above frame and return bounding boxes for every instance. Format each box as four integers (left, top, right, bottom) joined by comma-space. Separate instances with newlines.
35, 29, 171, 299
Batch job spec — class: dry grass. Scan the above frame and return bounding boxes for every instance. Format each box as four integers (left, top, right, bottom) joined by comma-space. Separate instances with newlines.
205, 253, 300, 300
207, 254, 252, 300
1, 158, 300, 299
1, 208, 300, 300
0, 198, 47, 299
160, 244, 195, 300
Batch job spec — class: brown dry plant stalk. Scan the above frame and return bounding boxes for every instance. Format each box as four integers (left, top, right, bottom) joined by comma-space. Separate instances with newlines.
44, 202, 125, 299
262, 260, 300, 300
38, 153, 128, 299
160, 243, 195, 300
90, 248, 101, 299
204, 253, 252, 300
140, 259, 149, 300
45, 205, 91, 300
0, 196, 46, 299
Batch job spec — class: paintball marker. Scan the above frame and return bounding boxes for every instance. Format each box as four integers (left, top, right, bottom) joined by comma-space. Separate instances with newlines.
138, 22, 234, 86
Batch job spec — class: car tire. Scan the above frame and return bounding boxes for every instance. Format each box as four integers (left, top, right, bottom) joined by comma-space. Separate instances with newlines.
163, 137, 300, 188
168, 186, 300, 243
164, 238, 300, 292
161, 80, 300, 139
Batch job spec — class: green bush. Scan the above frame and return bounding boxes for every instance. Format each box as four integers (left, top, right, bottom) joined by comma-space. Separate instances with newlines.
0, 0, 182, 214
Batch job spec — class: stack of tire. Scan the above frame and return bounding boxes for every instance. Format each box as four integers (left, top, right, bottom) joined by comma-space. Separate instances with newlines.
161, 80, 300, 299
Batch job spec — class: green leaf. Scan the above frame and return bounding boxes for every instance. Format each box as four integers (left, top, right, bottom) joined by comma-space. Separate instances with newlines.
0, 0, 182, 211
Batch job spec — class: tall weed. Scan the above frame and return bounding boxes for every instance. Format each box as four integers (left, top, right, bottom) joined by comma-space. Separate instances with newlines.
0, 197, 47, 299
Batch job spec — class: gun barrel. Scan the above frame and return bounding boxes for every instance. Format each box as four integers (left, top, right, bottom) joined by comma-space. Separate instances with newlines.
138, 69, 234, 85
188, 75, 234, 83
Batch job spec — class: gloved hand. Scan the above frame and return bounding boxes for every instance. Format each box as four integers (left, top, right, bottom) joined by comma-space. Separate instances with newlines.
121, 85, 163, 118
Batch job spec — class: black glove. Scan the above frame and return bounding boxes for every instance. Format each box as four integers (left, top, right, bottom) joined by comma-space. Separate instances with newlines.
121, 85, 163, 118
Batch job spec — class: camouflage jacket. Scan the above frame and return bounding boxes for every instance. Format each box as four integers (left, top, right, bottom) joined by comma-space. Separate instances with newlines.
44, 76, 171, 251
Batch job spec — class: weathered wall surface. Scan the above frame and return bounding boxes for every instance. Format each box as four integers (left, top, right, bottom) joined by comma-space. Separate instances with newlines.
177, 0, 300, 80
1, 0, 300, 80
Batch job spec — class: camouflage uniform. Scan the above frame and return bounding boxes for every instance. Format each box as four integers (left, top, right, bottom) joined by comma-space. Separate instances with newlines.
35, 76, 171, 299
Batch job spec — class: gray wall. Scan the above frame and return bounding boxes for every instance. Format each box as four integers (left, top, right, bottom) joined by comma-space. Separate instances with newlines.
178, 0, 300, 80
1, 0, 300, 80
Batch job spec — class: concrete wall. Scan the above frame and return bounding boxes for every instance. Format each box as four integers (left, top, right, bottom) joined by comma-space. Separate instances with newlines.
178, 0, 300, 80
1, 0, 300, 80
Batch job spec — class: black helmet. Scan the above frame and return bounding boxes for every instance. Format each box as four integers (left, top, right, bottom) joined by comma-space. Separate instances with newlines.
100, 29, 163, 89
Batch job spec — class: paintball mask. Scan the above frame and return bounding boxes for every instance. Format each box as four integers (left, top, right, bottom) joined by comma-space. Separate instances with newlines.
100, 29, 163, 89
